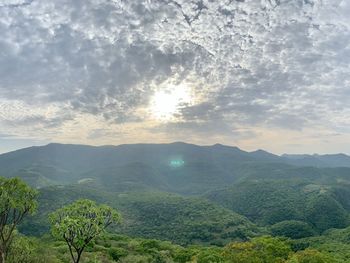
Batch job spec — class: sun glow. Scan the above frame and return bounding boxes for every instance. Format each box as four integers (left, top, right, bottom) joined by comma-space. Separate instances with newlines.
150, 84, 193, 121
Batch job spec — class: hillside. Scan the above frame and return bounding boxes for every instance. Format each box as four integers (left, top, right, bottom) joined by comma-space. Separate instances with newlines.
206, 180, 350, 233
282, 154, 350, 168
20, 185, 261, 245
1, 143, 350, 261
1, 143, 350, 195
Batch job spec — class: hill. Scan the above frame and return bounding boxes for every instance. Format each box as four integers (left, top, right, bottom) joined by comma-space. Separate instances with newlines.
205, 180, 350, 233
1, 143, 350, 195
282, 153, 350, 168
20, 185, 261, 245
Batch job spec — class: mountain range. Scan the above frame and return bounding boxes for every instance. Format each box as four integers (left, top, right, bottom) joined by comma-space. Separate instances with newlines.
1, 142, 350, 192
1, 142, 350, 245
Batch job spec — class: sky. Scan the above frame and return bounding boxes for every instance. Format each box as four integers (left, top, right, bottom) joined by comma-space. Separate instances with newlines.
0, 0, 350, 155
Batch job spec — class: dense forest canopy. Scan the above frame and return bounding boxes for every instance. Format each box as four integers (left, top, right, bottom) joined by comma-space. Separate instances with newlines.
1, 143, 350, 262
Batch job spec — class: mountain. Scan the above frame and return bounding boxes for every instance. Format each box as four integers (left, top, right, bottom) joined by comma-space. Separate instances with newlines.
3, 142, 350, 254
0, 142, 275, 192
1, 142, 350, 194
282, 153, 350, 168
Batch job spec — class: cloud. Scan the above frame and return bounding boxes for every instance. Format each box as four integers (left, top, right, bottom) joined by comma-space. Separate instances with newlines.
0, 0, 349, 151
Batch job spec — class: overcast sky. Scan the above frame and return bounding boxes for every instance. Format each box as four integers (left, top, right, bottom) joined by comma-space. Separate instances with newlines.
0, 0, 350, 154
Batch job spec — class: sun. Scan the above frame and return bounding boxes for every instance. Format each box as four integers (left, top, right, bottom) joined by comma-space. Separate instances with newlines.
150, 84, 192, 121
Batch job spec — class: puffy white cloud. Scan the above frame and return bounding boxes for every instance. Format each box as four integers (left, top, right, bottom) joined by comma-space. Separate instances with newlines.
0, 0, 349, 153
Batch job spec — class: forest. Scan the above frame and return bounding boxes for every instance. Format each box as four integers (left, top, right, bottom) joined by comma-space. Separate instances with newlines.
1, 143, 350, 262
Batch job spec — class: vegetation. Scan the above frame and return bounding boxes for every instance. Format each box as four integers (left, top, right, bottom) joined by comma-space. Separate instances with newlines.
21, 187, 261, 245
0, 232, 346, 263
49, 199, 121, 263
270, 221, 316, 239
0, 177, 37, 263
2, 144, 350, 261
7, 184, 350, 262
3, 143, 350, 194
206, 180, 350, 233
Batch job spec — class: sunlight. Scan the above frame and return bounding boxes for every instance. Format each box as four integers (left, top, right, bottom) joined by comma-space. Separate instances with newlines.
150, 84, 192, 121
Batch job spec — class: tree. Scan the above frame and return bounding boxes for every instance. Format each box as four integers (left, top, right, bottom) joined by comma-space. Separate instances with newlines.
7, 234, 37, 263
0, 177, 37, 263
223, 236, 292, 263
270, 220, 316, 239
49, 199, 121, 263
287, 248, 336, 263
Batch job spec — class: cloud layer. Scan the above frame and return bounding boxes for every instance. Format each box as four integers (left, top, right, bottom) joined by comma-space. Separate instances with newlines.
0, 0, 350, 153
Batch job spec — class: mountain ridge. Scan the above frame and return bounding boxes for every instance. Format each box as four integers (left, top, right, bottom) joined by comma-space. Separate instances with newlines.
1, 142, 350, 192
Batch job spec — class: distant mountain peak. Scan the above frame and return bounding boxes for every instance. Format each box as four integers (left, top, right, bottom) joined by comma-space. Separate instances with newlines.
169, 141, 196, 146
249, 149, 279, 159
251, 149, 268, 154
212, 143, 241, 150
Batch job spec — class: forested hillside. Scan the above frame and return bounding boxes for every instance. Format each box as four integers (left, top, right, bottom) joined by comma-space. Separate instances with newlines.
1, 143, 350, 192
206, 180, 350, 233
20, 186, 261, 245
2, 143, 350, 262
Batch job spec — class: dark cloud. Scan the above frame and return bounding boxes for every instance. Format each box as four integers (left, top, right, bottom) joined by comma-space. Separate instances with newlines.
0, 0, 34, 9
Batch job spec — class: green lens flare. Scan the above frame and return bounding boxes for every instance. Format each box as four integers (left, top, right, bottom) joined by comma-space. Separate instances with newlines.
169, 159, 185, 168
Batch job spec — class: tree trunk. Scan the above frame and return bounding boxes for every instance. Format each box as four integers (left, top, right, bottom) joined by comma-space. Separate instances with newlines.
76, 250, 83, 263
0, 251, 5, 263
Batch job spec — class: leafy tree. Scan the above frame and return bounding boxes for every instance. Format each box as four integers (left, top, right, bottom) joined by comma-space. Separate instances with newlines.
7, 234, 36, 263
196, 248, 226, 263
0, 177, 37, 263
224, 236, 292, 263
49, 199, 121, 263
287, 249, 336, 263
174, 247, 198, 263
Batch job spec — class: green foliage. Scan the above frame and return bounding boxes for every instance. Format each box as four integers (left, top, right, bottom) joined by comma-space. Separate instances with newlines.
5, 143, 350, 194
7, 235, 62, 263
206, 180, 350, 233
305, 194, 349, 232
287, 249, 336, 263
270, 221, 316, 239
3, 232, 347, 263
4, 144, 350, 262
108, 247, 128, 261
224, 236, 292, 263
114, 192, 261, 245
49, 199, 121, 263
289, 225, 350, 261
0, 177, 37, 262
174, 247, 198, 263
7, 235, 36, 263
206, 180, 309, 225
23, 188, 261, 245
196, 248, 226, 263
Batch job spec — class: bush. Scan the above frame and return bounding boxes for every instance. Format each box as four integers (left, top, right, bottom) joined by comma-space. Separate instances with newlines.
7, 236, 37, 263
109, 247, 128, 261
119, 255, 150, 263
